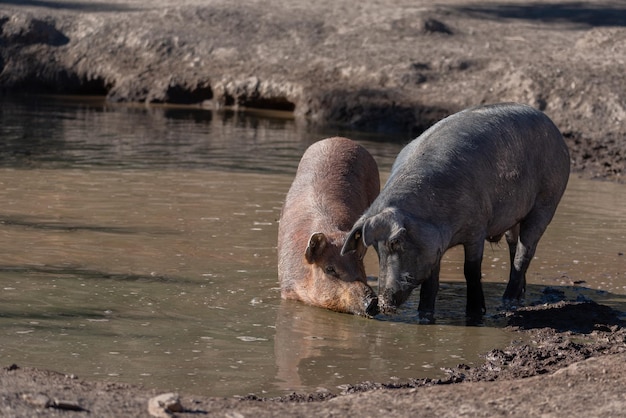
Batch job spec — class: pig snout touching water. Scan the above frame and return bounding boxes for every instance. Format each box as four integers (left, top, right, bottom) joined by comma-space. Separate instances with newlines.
278, 137, 381, 316
341, 103, 570, 321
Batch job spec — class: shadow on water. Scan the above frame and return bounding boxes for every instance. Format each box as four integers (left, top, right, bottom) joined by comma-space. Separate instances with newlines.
0, 214, 177, 235
453, 2, 626, 27
367, 280, 626, 331
0, 263, 192, 284
0, 305, 116, 323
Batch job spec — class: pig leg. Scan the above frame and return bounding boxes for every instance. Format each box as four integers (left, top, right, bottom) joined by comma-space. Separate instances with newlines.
505, 224, 520, 267
502, 225, 523, 306
503, 242, 531, 302
464, 241, 486, 317
418, 264, 440, 323
503, 211, 550, 301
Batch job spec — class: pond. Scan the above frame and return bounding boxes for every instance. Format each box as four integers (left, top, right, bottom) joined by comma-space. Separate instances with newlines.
0, 95, 624, 397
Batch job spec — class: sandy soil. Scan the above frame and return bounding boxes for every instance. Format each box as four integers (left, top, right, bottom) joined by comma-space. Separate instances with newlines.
1, 1, 625, 416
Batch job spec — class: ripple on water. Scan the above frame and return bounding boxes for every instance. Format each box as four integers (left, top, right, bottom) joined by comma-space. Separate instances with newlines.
236, 336, 269, 342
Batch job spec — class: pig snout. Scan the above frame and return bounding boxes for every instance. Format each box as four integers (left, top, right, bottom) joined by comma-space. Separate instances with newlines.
377, 273, 417, 315
363, 293, 380, 317
378, 289, 399, 315
347, 282, 379, 317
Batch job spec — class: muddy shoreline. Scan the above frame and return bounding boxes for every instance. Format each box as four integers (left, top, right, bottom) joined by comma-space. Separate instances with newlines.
1, 0, 626, 416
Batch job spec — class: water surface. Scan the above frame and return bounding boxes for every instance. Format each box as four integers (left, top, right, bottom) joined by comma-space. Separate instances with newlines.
0, 96, 624, 397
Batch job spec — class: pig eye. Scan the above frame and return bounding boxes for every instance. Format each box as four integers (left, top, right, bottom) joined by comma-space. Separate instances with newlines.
388, 238, 402, 252
324, 265, 338, 276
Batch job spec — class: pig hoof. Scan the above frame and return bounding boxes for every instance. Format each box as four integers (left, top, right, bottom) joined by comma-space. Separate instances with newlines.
466, 304, 486, 318
418, 311, 434, 324
465, 315, 484, 326
502, 298, 524, 311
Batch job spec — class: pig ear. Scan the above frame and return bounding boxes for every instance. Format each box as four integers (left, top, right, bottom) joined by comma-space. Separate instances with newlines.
341, 221, 368, 259
305, 232, 327, 264
362, 210, 406, 246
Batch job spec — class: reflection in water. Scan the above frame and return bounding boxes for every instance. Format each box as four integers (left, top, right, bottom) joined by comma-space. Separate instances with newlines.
273, 297, 510, 394
0, 95, 624, 397
0, 95, 306, 172
0, 95, 404, 172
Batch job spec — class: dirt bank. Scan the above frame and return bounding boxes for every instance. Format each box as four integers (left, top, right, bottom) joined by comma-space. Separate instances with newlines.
1, 0, 625, 181
1, 1, 626, 416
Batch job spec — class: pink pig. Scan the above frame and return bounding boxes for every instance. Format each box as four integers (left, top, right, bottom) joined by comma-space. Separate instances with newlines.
278, 137, 380, 316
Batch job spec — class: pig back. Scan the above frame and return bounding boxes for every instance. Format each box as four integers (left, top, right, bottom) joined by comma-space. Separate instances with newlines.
282, 137, 380, 231
278, 137, 380, 287
382, 103, 570, 224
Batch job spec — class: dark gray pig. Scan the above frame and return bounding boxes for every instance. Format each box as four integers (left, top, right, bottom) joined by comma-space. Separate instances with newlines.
341, 103, 570, 320
278, 137, 380, 316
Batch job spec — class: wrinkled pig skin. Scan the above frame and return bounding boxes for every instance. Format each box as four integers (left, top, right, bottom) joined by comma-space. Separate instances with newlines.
278, 137, 380, 316
342, 103, 570, 321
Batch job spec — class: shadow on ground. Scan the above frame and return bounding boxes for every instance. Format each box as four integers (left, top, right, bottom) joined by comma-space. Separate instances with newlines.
453, 1, 626, 27
0, 0, 137, 12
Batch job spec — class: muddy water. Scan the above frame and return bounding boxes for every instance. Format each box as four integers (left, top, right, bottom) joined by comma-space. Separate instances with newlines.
0, 96, 624, 397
